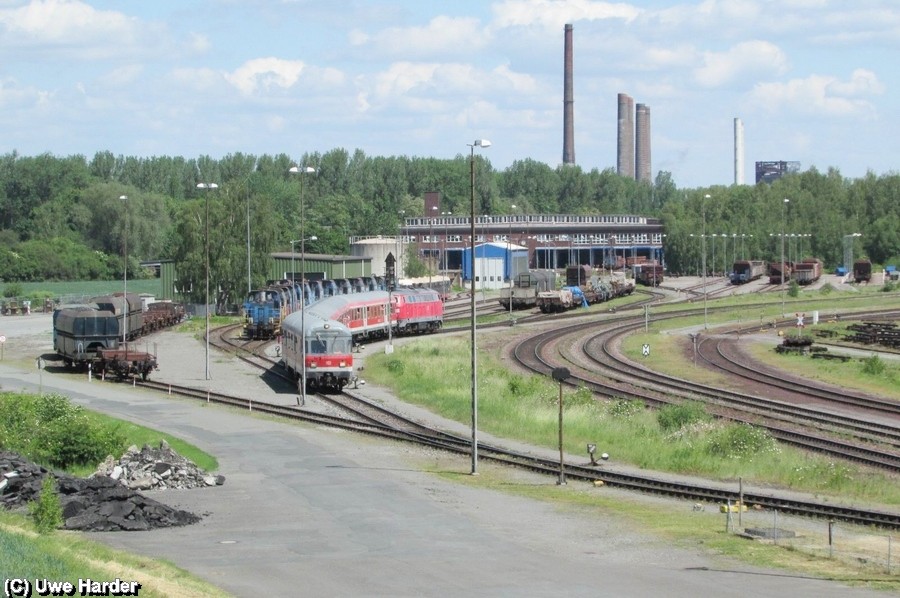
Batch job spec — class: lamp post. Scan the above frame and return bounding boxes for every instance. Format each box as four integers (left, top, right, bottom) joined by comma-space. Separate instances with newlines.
703, 194, 709, 329
468, 138, 491, 475
508, 204, 516, 321
119, 195, 128, 353
196, 182, 219, 381
246, 181, 252, 294
781, 198, 789, 316
441, 211, 452, 273
843, 233, 862, 274
289, 165, 316, 405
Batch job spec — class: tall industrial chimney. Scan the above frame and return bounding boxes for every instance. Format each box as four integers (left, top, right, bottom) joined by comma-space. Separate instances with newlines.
617, 93, 634, 179
734, 117, 745, 185
562, 24, 575, 165
635, 103, 651, 182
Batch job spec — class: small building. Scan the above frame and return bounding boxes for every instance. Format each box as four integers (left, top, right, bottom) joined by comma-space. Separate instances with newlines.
461, 242, 528, 290
268, 252, 372, 283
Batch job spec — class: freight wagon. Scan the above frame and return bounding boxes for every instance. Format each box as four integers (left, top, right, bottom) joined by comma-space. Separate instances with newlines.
730, 260, 767, 284
853, 259, 873, 283
792, 259, 823, 285
498, 270, 558, 309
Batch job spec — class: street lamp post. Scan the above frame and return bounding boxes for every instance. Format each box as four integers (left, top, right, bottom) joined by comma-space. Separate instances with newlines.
468, 138, 491, 475
781, 198, 789, 316
196, 183, 219, 381
508, 204, 516, 321
289, 165, 317, 405
119, 195, 128, 346
247, 181, 252, 294
441, 211, 452, 273
119, 195, 128, 355
703, 194, 709, 328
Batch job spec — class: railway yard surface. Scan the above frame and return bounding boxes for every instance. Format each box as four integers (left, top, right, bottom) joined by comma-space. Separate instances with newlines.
0, 309, 896, 596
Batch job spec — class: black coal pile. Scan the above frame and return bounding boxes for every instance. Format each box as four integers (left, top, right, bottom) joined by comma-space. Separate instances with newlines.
93, 440, 226, 490
0, 451, 201, 531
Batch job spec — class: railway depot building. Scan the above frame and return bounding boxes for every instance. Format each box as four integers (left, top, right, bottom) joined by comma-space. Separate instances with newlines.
388, 212, 665, 282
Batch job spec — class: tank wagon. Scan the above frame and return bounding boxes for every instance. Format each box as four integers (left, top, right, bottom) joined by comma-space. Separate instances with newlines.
536, 266, 634, 313
792, 259, 823, 285
730, 260, 767, 284
280, 288, 443, 391
498, 270, 558, 310
634, 263, 664, 286
853, 259, 873, 283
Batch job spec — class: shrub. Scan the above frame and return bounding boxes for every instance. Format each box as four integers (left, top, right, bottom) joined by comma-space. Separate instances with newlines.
882, 280, 895, 292
818, 283, 834, 295
386, 359, 405, 375
706, 423, 778, 459
29, 477, 63, 534
608, 398, 645, 419
0, 392, 126, 469
788, 280, 800, 297
2, 282, 23, 298
861, 354, 885, 376
657, 401, 710, 432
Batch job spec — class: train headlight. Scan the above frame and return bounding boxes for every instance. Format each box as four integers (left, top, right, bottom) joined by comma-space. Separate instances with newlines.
339, 361, 347, 367
309, 362, 317, 369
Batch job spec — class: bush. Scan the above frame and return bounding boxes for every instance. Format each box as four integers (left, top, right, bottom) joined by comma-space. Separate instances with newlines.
657, 401, 710, 432
386, 359, 405, 375
861, 354, 885, 376
818, 283, 834, 295
29, 477, 63, 534
882, 280, 895, 292
2, 282, 23, 298
608, 398, 645, 419
706, 423, 778, 459
788, 280, 800, 297
0, 392, 126, 469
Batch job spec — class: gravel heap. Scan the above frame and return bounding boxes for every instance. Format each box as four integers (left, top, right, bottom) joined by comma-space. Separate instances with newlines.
0, 450, 204, 531
93, 440, 226, 490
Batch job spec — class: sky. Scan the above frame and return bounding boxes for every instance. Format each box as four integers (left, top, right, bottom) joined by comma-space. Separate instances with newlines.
1, 0, 898, 189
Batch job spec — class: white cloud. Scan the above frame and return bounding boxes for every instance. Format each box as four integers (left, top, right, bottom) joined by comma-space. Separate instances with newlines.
350, 15, 490, 56
748, 69, 883, 117
224, 58, 307, 95
491, 0, 641, 29
695, 40, 788, 87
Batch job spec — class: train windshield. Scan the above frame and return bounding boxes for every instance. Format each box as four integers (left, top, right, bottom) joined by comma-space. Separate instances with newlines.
307, 334, 351, 354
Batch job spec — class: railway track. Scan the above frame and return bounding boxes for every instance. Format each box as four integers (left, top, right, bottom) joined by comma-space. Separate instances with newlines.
133, 311, 900, 530
512, 310, 900, 473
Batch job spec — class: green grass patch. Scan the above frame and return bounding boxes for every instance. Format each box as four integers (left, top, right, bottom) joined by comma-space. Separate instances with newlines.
366, 333, 900, 506
0, 512, 226, 596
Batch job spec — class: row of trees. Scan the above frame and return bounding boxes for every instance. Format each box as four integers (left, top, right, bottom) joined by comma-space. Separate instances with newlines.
1, 149, 898, 309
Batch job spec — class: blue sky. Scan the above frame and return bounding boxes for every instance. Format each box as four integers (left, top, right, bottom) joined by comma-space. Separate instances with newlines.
1, 0, 897, 188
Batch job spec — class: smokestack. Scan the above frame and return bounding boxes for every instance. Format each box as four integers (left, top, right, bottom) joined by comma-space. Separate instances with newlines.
734, 117, 745, 185
635, 103, 651, 182
617, 93, 634, 178
562, 24, 575, 165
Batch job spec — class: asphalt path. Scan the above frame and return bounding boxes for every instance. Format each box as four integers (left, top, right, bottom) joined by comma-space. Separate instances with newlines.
0, 314, 892, 597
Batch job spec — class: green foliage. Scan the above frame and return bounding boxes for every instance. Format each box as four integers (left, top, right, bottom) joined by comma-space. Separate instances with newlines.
566, 386, 596, 408
0, 392, 126, 469
657, 401, 710, 432
882, 280, 895, 292
705, 423, 778, 460
608, 398, 645, 419
861, 354, 886, 376
2, 282, 23, 298
386, 359, 405, 375
818, 283, 834, 295
787, 280, 800, 297
29, 477, 63, 534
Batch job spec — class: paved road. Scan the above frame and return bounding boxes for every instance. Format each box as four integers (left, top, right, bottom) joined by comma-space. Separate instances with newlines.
0, 316, 892, 597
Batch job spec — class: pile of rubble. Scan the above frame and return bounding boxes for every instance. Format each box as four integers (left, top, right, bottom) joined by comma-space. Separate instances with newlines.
93, 440, 225, 490
0, 445, 217, 532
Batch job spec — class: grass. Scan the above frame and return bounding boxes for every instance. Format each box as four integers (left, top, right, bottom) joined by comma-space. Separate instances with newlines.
1, 279, 162, 302
426, 463, 899, 591
0, 392, 223, 594
366, 308, 900, 507
0, 512, 226, 597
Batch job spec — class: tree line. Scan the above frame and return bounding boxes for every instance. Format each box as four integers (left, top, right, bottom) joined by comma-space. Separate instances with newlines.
1, 149, 898, 309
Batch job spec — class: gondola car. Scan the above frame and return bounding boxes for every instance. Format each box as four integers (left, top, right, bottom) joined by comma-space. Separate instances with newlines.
730, 260, 767, 284
853, 259, 873, 283
792, 259, 823, 285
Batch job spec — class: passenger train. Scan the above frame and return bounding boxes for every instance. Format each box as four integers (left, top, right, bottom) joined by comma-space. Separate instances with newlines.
280, 288, 444, 391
